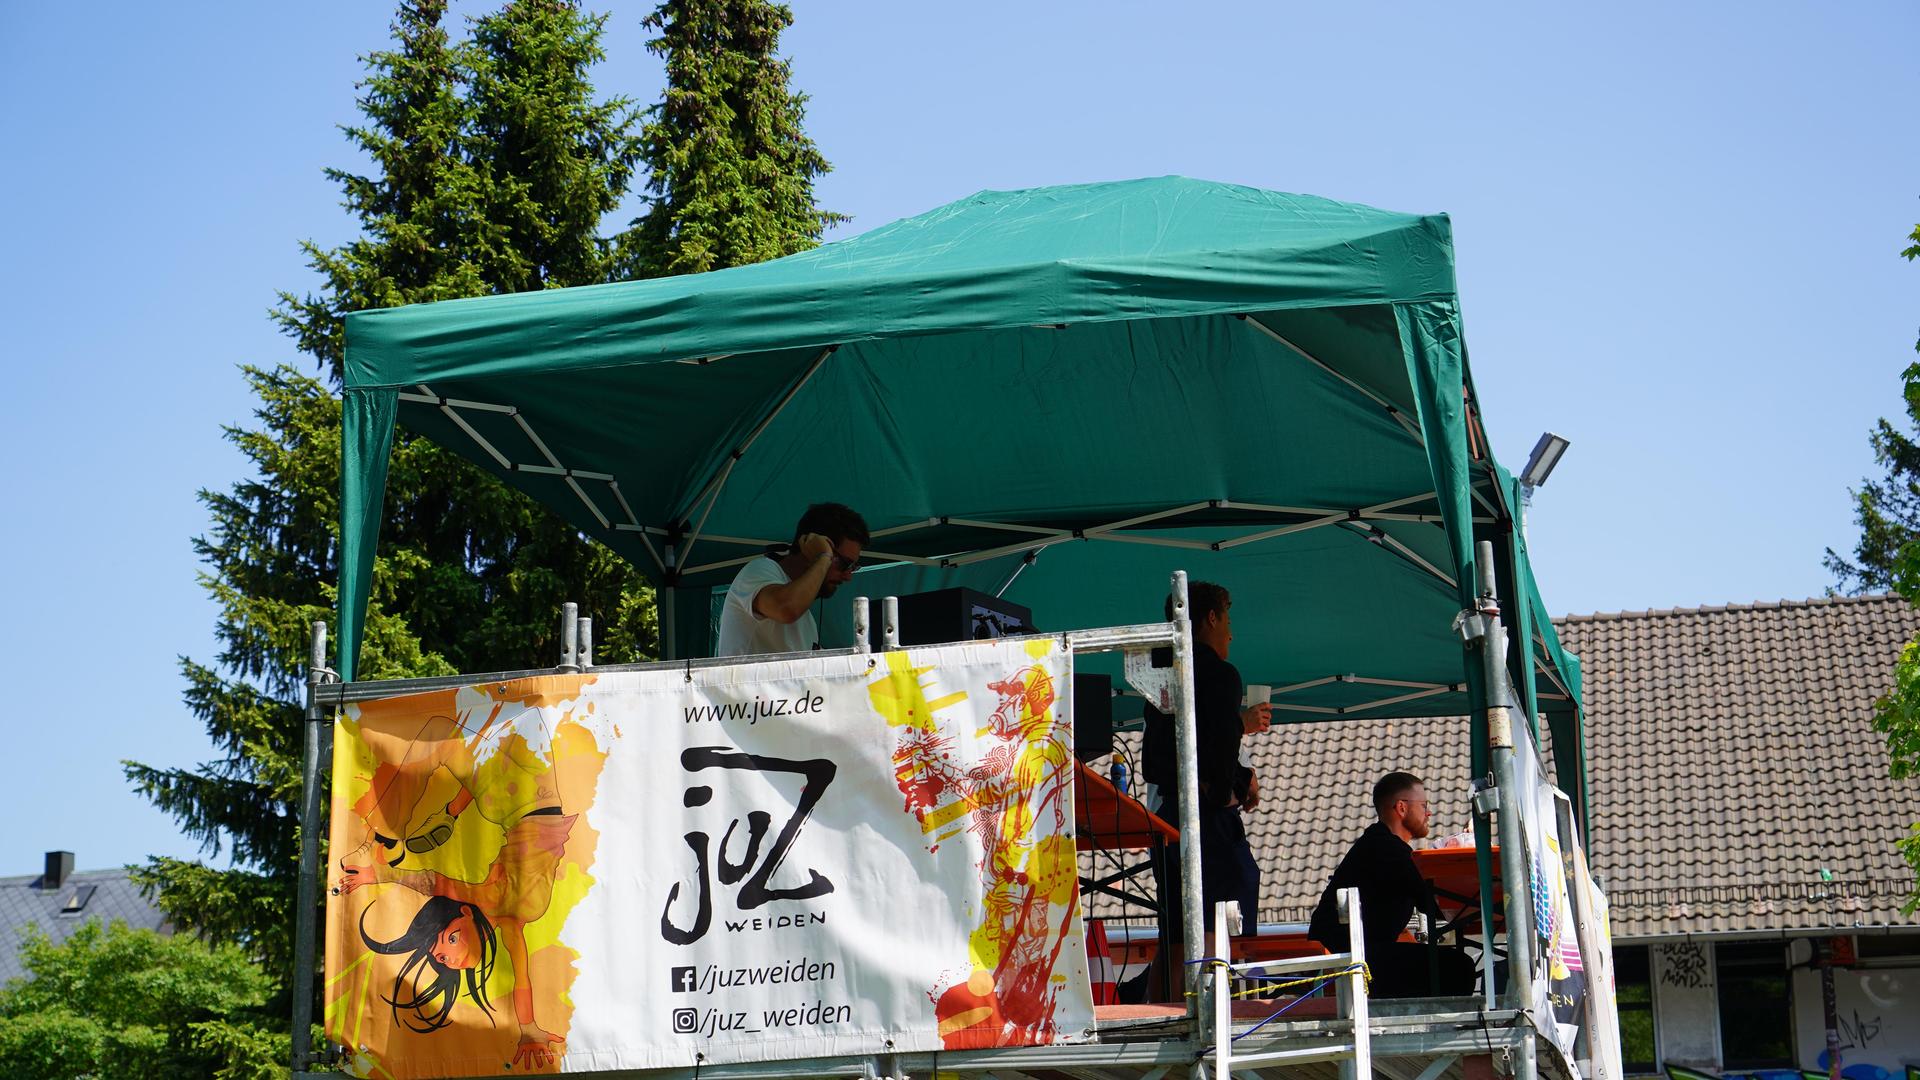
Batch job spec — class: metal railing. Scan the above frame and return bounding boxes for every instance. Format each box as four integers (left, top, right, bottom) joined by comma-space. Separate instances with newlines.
1209, 887, 1371, 1079
292, 573, 1211, 1076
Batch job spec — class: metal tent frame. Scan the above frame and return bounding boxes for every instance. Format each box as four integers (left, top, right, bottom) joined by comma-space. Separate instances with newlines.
315, 179, 1607, 1079
379, 321, 1581, 751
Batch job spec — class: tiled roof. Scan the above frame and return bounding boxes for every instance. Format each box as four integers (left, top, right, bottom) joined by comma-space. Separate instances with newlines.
1242, 713, 1474, 926
1555, 594, 1920, 939
1090, 594, 1920, 941
0, 866, 171, 985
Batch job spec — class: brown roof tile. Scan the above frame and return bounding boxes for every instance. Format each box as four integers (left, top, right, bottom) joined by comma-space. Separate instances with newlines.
1087, 594, 1920, 941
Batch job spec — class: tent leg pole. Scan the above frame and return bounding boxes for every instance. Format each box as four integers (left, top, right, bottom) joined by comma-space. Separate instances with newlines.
292, 621, 328, 1072
661, 566, 678, 661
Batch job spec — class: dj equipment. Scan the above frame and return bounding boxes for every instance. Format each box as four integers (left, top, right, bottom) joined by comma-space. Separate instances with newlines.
1074, 673, 1115, 762
895, 587, 1033, 646
894, 587, 1112, 761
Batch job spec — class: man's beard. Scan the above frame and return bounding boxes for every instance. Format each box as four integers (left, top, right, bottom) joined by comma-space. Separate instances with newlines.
818, 580, 840, 599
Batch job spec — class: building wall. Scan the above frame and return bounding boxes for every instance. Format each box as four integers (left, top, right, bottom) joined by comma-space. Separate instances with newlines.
1641, 936, 1920, 1075
1788, 964, 1920, 1075
1651, 941, 1721, 1068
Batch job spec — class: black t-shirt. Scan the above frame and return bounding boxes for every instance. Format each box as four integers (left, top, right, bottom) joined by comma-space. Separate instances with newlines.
1141, 642, 1250, 810
1307, 822, 1440, 954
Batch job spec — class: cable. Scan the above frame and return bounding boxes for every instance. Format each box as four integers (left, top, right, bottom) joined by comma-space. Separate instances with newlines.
1231, 976, 1339, 1043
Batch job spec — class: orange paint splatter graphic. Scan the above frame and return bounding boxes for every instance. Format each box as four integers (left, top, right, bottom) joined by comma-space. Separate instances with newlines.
871, 646, 1081, 1049
325, 675, 605, 1078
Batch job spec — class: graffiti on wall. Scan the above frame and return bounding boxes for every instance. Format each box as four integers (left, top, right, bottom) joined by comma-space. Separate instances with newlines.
1657, 942, 1710, 989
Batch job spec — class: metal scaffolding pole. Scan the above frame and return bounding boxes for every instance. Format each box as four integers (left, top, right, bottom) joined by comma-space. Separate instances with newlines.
1166, 570, 1209, 1058
560, 601, 580, 672
292, 621, 331, 1070
1475, 540, 1538, 1080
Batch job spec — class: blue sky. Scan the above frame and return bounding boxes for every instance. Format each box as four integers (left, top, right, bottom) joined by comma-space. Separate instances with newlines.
1, 2, 1915, 874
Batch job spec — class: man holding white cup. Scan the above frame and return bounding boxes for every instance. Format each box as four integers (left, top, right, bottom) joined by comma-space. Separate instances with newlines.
1140, 581, 1273, 991
1241, 682, 1271, 773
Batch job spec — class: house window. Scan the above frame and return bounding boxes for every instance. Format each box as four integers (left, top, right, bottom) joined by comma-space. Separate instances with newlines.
1611, 945, 1657, 1074
1715, 941, 1793, 1068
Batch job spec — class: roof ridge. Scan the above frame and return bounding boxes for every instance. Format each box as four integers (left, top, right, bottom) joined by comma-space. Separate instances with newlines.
1553, 592, 1907, 625
0, 868, 135, 887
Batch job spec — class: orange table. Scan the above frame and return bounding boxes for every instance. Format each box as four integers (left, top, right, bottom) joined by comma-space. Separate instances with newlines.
1410, 845, 1508, 996
1073, 760, 1180, 999
1230, 932, 1330, 963
1072, 760, 1178, 851
1110, 930, 1326, 970
1410, 845, 1503, 933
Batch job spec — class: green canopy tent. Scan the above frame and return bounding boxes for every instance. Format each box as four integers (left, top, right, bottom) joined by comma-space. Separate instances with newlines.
338, 176, 1586, 826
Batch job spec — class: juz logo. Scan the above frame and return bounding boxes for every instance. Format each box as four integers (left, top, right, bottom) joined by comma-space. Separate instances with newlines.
661, 747, 837, 946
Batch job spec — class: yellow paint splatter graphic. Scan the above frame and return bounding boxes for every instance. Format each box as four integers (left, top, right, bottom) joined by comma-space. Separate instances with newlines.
869, 643, 1082, 1049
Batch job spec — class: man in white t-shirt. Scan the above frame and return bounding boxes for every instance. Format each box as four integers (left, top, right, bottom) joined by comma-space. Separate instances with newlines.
715, 502, 869, 657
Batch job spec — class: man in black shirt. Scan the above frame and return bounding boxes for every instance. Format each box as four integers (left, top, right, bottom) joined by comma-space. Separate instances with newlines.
1141, 582, 1271, 958
1308, 771, 1476, 998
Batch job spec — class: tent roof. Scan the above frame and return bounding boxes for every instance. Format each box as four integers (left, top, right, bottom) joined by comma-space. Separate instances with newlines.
346, 176, 1458, 390
338, 176, 1581, 736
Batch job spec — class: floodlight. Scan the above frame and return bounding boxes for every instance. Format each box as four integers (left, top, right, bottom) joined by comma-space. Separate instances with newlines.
1520, 432, 1570, 489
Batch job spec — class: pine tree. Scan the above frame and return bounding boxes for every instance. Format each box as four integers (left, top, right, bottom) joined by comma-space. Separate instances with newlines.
123, 0, 656, 1022
469, 0, 643, 290
1822, 389, 1920, 596
1827, 222, 1920, 594
624, 0, 846, 277
125, 0, 847, 1040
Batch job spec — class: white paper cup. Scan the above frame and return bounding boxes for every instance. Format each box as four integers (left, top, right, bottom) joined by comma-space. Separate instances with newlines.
1243, 683, 1271, 707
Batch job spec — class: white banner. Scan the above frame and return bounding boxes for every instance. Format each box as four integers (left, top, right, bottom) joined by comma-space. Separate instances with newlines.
324, 640, 1094, 1078
1511, 720, 1582, 1061
1571, 845, 1624, 1080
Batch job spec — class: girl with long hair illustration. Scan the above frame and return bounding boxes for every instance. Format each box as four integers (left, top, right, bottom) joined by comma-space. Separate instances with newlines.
335, 701, 578, 1071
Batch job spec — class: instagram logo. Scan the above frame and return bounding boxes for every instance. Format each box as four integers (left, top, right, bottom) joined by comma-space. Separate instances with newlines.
671, 1008, 699, 1034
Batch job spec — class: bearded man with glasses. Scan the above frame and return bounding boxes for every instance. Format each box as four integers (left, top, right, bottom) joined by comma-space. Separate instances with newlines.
716, 502, 869, 657
1308, 771, 1477, 998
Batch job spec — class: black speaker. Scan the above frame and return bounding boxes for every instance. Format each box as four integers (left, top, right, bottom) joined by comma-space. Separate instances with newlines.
896, 587, 1033, 647
1073, 673, 1114, 762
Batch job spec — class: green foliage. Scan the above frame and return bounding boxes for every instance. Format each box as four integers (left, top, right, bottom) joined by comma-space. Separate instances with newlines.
1877, 635, 1920, 912
1899, 823, 1920, 915
125, 0, 657, 1033
624, 0, 846, 276
0, 921, 284, 1080
1854, 219, 1920, 912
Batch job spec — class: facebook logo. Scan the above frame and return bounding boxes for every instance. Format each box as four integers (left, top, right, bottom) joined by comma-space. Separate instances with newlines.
671, 966, 698, 993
